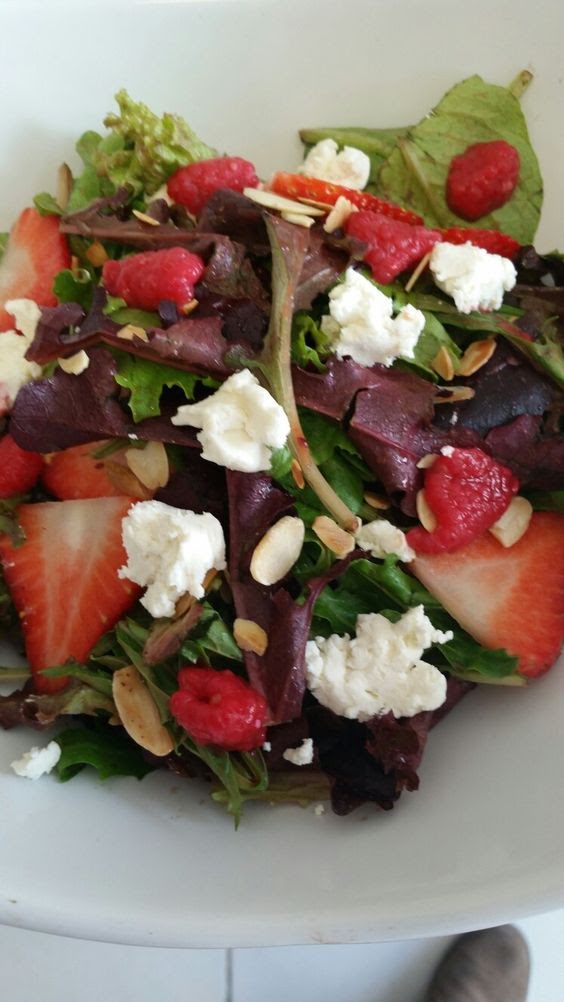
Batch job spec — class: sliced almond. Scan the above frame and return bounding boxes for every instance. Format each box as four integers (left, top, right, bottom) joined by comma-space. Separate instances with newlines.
432, 345, 455, 382
71, 255, 81, 277
125, 440, 170, 491
291, 459, 305, 489
416, 453, 438, 469
132, 208, 160, 227
489, 496, 533, 548
363, 491, 390, 511
312, 515, 355, 558
296, 196, 334, 211
243, 187, 325, 216
281, 211, 315, 228
56, 162, 73, 212
181, 298, 199, 316
117, 324, 149, 342
404, 251, 432, 293
58, 350, 90, 375
416, 489, 438, 532
234, 618, 268, 656
434, 385, 476, 405
457, 338, 497, 377
250, 515, 305, 586
174, 569, 217, 617
323, 196, 358, 234
105, 461, 152, 500
85, 240, 109, 267
112, 665, 174, 757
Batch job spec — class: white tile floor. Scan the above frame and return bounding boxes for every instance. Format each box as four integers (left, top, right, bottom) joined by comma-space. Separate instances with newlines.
1, 909, 563, 1001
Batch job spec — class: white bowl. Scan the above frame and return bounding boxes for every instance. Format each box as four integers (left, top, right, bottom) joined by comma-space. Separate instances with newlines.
0, 0, 563, 948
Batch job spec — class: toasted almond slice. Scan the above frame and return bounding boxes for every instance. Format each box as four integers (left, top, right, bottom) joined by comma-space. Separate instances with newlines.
85, 240, 109, 267
363, 491, 390, 511
432, 345, 455, 382
234, 618, 268, 656
56, 162, 73, 211
457, 338, 497, 377
105, 461, 152, 499
117, 324, 149, 342
323, 196, 358, 234
489, 496, 533, 548
250, 515, 305, 586
434, 385, 476, 404
281, 211, 316, 228
291, 459, 305, 489
243, 187, 325, 216
181, 298, 199, 316
416, 489, 438, 532
132, 208, 160, 226
58, 350, 90, 375
71, 255, 80, 277
416, 453, 438, 469
312, 515, 356, 558
296, 196, 334, 211
112, 665, 174, 757
125, 440, 170, 491
404, 251, 432, 293
174, 569, 217, 617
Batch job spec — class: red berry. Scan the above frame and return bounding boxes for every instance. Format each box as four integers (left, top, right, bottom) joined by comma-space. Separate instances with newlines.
0, 208, 71, 332
170, 667, 268, 752
0, 434, 43, 498
344, 211, 441, 283
446, 140, 520, 222
269, 171, 424, 226
102, 248, 205, 311
167, 156, 259, 217
441, 226, 520, 260
42, 440, 132, 501
407, 447, 519, 555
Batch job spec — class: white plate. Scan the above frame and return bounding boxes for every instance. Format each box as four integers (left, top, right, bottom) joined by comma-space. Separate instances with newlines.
0, 0, 563, 948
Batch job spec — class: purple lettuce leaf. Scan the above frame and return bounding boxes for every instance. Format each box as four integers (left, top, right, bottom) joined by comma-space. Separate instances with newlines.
485, 414, 564, 489
293, 356, 388, 419
155, 453, 227, 524
196, 189, 271, 256
294, 226, 351, 311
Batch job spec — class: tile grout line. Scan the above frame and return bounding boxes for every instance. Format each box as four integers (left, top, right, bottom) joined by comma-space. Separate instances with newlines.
224, 948, 234, 1002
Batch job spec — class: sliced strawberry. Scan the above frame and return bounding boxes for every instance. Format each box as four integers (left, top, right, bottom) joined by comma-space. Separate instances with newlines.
411, 512, 564, 677
42, 441, 130, 500
0, 434, 43, 498
407, 448, 519, 555
0, 497, 140, 692
0, 208, 71, 332
345, 211, 441, 283
268, 171, 424, 225
440, 226, 520, 260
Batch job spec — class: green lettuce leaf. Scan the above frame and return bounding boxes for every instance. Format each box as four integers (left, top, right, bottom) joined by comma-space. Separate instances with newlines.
113, 351, 215, 423
53, 268, 95, 310
524, 490, 564, 513
0, 232, 9, 261
291, 311, 333, 371
55, 725, 156, 782
379, 74, 543, 243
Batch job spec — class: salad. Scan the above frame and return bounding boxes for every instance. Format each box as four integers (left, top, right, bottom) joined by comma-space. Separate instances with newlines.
0, 73, 562, 825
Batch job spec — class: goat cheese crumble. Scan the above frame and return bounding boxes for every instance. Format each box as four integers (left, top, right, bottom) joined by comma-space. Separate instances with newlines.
299, 138, 370, 190
305, 606, 452, 721
429, 241, 517, 314
119, 500, 226, 618
356, 519, 415, 563
0, 298, 42, 415
282, 737, 314, 766
172, 369, 290, 473
11, 741, 61, 780
321, 268, 425, 367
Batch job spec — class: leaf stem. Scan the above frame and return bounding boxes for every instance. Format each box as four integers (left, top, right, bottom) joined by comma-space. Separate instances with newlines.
508, 70, 533, 101
450, 669, 527, 687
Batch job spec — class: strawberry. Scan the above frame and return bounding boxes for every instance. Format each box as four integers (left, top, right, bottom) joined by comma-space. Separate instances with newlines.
0, 497, 140, 693
441, 226, 520, 260
0, 208, 71, 332
411, 512, 564, 677
0, 434, 43, 498
42, 441, 130, 501
345, 211, 441, 283
446, 141, 520, 221
268, 171, 424, 225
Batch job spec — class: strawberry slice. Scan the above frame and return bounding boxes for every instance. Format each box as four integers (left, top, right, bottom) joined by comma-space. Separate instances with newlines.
411, 512, 564, 677
0, 497, 140, 692
268, 171, 424, 225
42, 441, 131, 501
440, 226, 520, 260
345, 211, 441, 283
0, 434, 43, 498
0, 208, 71, 332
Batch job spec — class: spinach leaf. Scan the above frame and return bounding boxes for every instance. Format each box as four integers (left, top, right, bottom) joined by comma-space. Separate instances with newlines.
55, 725, 156, 782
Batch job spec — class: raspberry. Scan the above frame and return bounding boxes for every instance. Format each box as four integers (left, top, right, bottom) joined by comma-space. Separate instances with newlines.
102, 248, 205, 311
169, 667, 268, 752
441, 226, 520, 260
167, 156, 259, 217
344, 211, 440, 283
0, 434, 43, 498
407, 447, 519, 555
446, 140, 520, 221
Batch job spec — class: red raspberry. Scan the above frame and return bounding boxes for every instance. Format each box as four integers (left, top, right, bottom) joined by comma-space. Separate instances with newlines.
407, 447, 519, 555
102, 248, 205, 311
446, 140, 520, 221
441, 226, 520, 260
0, 434, 43, 498
169, 667, 268, 752
345, 211, 441, 283
167, 156, 259, 217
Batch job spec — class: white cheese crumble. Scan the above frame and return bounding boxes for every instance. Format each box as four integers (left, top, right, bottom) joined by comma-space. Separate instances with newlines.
299, 138, 370, 190
172, 369, 290, 473
118, 500, 226, 618
282, 737, 314, 766
305, 606, 452, 721
262, 741, 272, 753
314, 803, 326, 816
429, 241, 517, 314
11, 740, 61, 780
440, 445, 455, 457
320, 268, 425, 368
0, 299, 42, 414
356, 519, 415, 563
